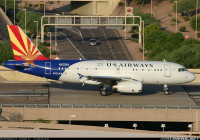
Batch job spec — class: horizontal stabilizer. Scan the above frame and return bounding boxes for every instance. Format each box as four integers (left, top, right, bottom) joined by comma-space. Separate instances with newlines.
6, 63, 31, 68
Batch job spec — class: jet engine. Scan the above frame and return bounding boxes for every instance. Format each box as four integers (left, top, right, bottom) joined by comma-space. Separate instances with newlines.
112, 80, 142, 93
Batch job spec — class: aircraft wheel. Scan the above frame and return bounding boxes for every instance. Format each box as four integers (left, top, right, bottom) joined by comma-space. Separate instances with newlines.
164, 91, 169, 95
100, 88, 108, 96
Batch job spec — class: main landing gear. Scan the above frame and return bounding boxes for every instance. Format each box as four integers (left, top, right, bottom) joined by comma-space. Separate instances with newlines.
163, 84, 169, 95
100, 85, 110, 96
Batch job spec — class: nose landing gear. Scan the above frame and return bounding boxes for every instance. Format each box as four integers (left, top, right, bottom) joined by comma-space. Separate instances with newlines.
164, 84, 169, 95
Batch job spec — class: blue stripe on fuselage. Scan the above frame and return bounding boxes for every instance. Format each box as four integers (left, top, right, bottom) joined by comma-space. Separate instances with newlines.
3, 60, 83, 80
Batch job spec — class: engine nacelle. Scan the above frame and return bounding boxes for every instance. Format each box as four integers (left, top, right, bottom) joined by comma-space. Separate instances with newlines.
113, 80, 142, 93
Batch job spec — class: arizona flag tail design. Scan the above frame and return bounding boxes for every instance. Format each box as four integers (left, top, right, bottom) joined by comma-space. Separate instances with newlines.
7, 25, 50, 61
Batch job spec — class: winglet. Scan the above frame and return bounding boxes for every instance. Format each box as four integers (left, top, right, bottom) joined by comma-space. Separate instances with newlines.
7, 25, 50, 61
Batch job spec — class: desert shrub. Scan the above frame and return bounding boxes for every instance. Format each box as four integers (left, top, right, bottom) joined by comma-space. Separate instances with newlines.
179, 27, 186, 32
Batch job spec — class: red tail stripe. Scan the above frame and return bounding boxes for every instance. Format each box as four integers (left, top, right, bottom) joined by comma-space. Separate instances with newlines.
11, 41, 26, 56
14, 55, 24, 61
27, 37, 31, 50
9, 25, 28, 54
35, 55, 50, 60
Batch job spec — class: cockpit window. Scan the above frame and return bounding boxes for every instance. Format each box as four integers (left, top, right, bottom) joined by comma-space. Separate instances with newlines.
178, 68, 188, 72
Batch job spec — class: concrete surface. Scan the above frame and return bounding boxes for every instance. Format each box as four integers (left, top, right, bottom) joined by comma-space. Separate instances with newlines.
1, 107, 200, 131
0, 129, 197, 138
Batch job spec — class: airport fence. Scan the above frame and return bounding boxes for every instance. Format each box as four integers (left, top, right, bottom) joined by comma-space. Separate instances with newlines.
0, 104, 200, 109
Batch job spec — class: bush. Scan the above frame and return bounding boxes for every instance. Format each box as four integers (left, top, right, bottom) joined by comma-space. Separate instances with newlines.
171, 18, 180, 23
131, 34, 139, 38
144, 23, 160, 35
0, 40, 14, 64
168, 14, 172, 17
38, 42, 56, 58
197, 33, 200, 38
34, 4, 39, 7
179, 27, 186, 32
133, 9, 160, 27
130, 38, 139, 43
29, 4, 33, 7
173, 0, 197, 15
134, 0, 150, 5
183, 16, 190, 21
190, 16, 200, 31
169, 0, 175, 3
181, 38, 200, 45
49, 1, 54, 4
118, 2, 123, 6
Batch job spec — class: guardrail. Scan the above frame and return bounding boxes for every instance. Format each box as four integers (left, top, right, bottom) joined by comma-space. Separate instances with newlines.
1, 104, 200, 109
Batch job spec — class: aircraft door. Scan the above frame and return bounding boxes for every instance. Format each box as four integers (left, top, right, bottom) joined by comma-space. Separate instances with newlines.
164, 64, 171, 77
45, 62, 51, 75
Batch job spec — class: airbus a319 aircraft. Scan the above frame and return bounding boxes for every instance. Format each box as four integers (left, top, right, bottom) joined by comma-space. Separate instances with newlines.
3, 25, 196, 96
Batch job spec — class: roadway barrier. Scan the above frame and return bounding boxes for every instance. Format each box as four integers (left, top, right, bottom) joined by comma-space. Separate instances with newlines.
0, 103, 200, 109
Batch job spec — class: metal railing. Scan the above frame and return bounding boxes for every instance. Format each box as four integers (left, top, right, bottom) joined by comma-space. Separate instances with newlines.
1, 103, 200, 109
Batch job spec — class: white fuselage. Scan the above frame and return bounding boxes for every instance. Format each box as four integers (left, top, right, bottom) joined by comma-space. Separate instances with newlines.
58, 60, 195, 85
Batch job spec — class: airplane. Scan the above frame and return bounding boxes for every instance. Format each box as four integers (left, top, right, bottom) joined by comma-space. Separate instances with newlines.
3, 25, 196, 96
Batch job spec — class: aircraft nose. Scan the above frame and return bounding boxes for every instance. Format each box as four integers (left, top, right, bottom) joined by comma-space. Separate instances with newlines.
188, 72, 196, 82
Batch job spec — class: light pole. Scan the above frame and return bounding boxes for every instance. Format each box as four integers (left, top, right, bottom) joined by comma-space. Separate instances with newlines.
44, 0, 46, 16
34, 21, 38, 36
195, 0, 199, 39
14, 0, 15, 25
55, 14, 59, 50
161, 124, 166, 132
175, 1, 178, 32
5, 0, 6, 14
36, 36, 40, 49
142, 20, 145, 61
151, 0, 152, 17
125, 0, 127, 39
23, 9, 26, 34
48, 32, 52, 59
133, 123, 137, 130
188, 124, 192, 132
69, 115, 77, 125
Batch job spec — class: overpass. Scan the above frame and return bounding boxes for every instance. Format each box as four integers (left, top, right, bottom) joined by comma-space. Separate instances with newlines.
70, 0, 120, 16
20, 0, 120, 16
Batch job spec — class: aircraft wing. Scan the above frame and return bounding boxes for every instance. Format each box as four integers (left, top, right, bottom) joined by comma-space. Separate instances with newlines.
85, 75, 134, 84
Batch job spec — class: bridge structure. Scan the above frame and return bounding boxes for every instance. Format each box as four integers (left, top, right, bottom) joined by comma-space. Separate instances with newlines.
40, 15, 142, 43
1, 105, 200, 132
